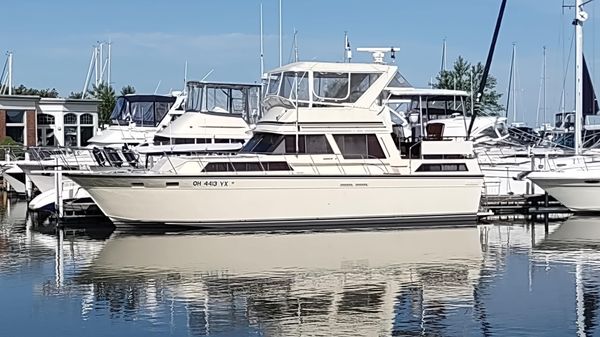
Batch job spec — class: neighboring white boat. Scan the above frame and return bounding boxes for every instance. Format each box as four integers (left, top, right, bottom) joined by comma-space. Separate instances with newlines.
87, 93, 185, 147
67, 59, 484, 228
528, 169, 600, 212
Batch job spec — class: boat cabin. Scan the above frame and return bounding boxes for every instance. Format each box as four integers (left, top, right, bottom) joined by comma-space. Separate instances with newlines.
152, 81, 257, 147
110, 94, 178, 128
185, 81, 262, 124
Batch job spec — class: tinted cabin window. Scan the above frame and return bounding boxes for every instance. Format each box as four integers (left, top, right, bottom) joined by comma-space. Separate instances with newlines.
333, 134, 386, 159
174, 138, 195, 144
202, 162, 234, 172
202, 161, 292, 172
241, 133, 284, 153
232, 162, 263, 172
415, 163, 468, 172
263, 162, 292, 171
284, 135, 333, 154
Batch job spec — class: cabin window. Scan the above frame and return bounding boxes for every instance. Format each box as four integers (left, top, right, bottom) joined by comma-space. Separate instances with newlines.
284, 135, 333, 154
313, 72, 350, 101
196, 138, 209, 144
215, 139, 230, 144
174, 138, 195, 144
281, 72, 310, 103
267, 73, 282, 95
203, 162, 234, 172
155, 102, 171, 123
348, 73, 381, 102
333, 134, 386, 159
263, 162, 293, 171
241, 132, 284, 153
415, 163, 468, 172
202, 161, 293, 172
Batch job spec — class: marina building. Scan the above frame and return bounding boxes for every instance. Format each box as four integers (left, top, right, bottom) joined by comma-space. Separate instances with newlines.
0, 95, 99, 147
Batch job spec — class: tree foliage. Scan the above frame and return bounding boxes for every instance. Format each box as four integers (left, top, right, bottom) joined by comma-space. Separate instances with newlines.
68, 91, 83, 99
89, 83, 116, 125
120, 85, 136, 96
11, 84, 59, 98
432, 56, 504, 116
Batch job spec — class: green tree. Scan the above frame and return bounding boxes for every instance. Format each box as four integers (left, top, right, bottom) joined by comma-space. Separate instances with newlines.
89, 83, 116, 125
120, 85, 136, 96
11, 84, 59, 98
432, 56, 504, 116
68, 91, 83, 99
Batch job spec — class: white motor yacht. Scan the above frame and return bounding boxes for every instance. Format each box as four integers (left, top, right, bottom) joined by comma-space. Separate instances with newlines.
67, 60, 484, 228
24, 82, 257, 212
87, 92, 185, 147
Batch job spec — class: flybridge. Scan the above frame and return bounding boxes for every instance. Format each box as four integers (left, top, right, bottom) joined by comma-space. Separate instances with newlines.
110, 94, 177, 127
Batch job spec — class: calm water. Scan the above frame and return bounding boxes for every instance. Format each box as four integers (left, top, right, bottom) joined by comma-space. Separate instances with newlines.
2, 199, 600, 336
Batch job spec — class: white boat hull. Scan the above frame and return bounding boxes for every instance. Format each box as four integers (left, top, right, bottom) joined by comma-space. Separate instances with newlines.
67, 174, 484, 227
528, 171, 600, 212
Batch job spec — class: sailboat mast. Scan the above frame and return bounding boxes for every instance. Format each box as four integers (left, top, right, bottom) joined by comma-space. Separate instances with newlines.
574, 0, 585, 154
505, 44, 514, 119
543, 46, 547, 125
512, 44, 517, 123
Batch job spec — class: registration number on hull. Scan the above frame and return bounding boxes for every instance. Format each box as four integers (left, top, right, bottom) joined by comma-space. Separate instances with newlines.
192, 180, 234, 187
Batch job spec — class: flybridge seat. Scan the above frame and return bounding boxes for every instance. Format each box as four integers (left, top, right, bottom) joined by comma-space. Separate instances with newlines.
425, 123, 445, 141
91, 147, 139, 168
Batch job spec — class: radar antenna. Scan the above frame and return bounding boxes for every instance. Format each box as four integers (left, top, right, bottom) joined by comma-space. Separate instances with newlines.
356, 47, 400, 64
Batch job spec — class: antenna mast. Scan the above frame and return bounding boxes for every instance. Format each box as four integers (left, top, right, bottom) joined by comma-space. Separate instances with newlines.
574, 0, 587, 154
260, 2, 265, 77
279, 0, 283, 67
7, 52, 12, 95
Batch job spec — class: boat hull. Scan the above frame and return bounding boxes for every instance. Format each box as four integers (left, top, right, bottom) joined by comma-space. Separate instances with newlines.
528, 172, 600, 212
67, 174, 484, 228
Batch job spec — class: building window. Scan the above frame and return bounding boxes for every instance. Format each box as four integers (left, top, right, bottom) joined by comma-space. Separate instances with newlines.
37, 113, 55, 125
6, 126, 24, 143
6, 110, 24, 123
80, 127, 94, 146
80, 113, 94, 125
5, 110, 26, 144
333, 134, 386, 159
64, 126, 78, 147
64, 113, 77, 125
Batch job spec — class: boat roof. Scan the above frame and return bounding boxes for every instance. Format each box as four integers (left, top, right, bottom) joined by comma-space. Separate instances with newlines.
121, 94, 177, 103
386, 87, 470, 98
186, 81, 262, 89
269, 61, 395, 73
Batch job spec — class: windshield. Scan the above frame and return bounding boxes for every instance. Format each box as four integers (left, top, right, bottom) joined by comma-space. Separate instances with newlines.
186, 82, 261, 121
110, 96, 175, 127
264, 71, 381, 109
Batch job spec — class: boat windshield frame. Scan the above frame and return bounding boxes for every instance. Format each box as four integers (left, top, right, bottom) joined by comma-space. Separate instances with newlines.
185, 81, 262, 122
264, 70, 383, 109
110, 95, 176, 127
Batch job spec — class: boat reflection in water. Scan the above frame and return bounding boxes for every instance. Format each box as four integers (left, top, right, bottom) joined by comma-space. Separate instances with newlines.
534, 216, 600, 337
80, 227, 484, 336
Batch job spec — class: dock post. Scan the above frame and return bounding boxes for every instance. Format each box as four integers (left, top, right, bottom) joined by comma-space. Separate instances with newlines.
54, 158, 63, 222
24, 152, 33, 200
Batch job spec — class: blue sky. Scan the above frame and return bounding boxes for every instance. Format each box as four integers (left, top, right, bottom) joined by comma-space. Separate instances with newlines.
1, 0, 599, 125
